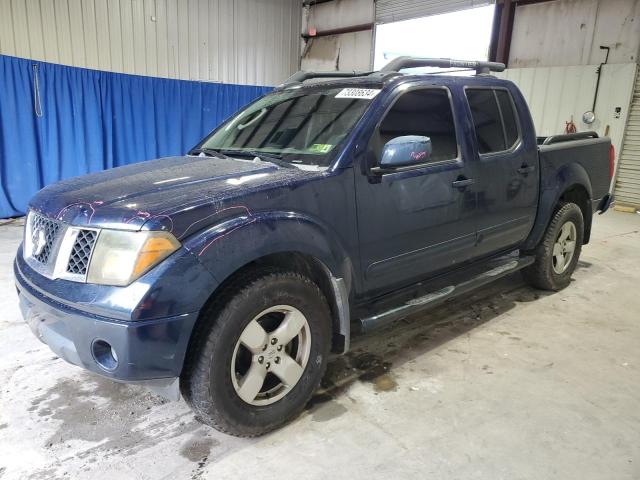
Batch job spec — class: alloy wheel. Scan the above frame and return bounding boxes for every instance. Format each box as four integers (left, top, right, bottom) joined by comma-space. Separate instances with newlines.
552, 221, 577, 274
231, 305, 311, 406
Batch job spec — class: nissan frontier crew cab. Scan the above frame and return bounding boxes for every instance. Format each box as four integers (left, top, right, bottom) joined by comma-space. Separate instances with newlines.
15, 57, 614, 437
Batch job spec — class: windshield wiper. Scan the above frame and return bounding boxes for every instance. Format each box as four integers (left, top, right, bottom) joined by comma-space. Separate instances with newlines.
188, 147, 228, 158
218, 149, 294, 169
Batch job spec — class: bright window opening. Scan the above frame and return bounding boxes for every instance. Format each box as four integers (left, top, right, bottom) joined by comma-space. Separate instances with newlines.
374, 5, 496, 74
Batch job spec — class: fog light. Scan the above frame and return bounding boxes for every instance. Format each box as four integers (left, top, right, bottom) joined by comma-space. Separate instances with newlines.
92, 339, 119, 371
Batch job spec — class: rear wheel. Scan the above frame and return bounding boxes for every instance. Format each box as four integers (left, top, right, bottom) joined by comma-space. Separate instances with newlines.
522, 202, 584, 291
181, 270, 331, 437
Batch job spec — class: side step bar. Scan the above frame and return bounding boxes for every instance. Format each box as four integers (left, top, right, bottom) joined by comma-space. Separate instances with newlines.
359, 255, 535, 333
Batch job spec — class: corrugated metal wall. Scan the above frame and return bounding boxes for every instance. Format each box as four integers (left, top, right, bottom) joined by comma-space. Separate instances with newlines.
614, 70, 640, 207
375, 0, 493, 24
301, 32, 373, 72
301, 0, 374, 72
497, 63, 637, 176
509, 0, 640, 67
0, 0, 301, 86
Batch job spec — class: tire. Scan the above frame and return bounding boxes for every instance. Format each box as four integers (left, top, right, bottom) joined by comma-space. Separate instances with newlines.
522, 202, 584, 291
181, 269, 331, 437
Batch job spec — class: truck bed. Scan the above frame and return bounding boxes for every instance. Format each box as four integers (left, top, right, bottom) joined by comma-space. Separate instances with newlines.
538, 134, 611, 203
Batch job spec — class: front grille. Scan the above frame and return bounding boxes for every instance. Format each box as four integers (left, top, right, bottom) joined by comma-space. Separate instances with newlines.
30, 213, 61, 264
66, 229, 98, 275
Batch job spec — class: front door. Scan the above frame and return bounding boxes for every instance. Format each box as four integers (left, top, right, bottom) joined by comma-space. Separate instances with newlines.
355, 85, 477, 296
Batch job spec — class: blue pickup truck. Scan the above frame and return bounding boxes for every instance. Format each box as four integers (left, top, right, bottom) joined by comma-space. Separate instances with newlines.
15, 57, 614, 436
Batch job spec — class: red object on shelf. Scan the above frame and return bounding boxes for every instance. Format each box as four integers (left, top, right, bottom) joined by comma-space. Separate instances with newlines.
565, 117, 577, 134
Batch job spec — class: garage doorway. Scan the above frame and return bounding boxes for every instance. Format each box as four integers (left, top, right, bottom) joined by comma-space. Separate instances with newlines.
373, 5, 496, 72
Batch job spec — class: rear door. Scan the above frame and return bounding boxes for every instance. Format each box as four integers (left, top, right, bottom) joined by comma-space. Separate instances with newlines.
465, 87, 539, 256
354, 84, 477, 295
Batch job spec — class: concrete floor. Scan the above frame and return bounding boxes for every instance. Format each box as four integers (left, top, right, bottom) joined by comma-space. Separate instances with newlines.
0, 210, 639, 480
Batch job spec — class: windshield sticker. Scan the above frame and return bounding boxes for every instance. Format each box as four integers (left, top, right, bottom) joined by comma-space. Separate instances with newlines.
308, 144, 333, 154
335, 88, 381, 100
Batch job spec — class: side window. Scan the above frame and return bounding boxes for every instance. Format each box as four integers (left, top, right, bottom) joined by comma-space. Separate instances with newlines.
466, 89, 505, 154
466, 88, 520, 154
376, 88, 458, 163
496, 90, 519, 148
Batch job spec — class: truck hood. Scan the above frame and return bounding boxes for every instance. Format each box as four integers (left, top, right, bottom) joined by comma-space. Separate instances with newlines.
30, 155, 319, 235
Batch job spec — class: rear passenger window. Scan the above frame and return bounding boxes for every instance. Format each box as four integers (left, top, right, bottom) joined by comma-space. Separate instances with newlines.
376, 88, 458, 163
466, 88, 520, 154
466, 89, 505, 153
496, 90, 519, 148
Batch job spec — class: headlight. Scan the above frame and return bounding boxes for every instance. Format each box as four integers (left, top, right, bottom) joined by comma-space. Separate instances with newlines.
87, 230, 180, 286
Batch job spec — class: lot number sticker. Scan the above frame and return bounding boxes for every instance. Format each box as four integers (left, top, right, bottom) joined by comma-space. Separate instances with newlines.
335, 88, 381, 99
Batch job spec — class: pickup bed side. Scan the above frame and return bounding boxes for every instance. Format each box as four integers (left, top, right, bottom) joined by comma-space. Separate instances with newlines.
523, 136, 611, 250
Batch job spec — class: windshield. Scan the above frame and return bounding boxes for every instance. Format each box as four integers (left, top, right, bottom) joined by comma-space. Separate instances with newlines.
198, 86, 378, 167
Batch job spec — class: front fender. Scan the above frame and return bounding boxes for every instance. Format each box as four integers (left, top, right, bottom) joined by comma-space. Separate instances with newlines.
523, 160, 593, 250
182, 210, 353, 287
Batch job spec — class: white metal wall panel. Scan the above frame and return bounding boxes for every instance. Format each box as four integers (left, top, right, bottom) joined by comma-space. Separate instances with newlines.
509, 0, 640, 68
307, 0, 374, 31
375, 0, 493, 24
301, 31, 373, 72
498, 66, 600, 136
0, 0, 301, 86
497, 63, 637, 190
615, 70, 640, 207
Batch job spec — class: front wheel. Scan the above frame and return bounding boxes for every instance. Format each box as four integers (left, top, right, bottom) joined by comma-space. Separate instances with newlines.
522, 202, 584, 291
181, 270, 331, 437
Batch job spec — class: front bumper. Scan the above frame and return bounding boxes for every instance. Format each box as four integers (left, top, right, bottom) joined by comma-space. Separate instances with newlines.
15, 258, 198, 399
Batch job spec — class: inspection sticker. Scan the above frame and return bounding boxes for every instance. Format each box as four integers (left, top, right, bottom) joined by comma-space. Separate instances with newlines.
308, 144, 333, 153
335, 88, 381, 99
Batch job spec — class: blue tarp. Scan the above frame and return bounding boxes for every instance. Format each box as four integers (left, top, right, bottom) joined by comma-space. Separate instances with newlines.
0, 54, 271, 218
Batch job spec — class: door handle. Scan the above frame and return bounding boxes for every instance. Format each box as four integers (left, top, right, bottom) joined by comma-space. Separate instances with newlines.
452, 178, 474, 189
517, 165, 535, 174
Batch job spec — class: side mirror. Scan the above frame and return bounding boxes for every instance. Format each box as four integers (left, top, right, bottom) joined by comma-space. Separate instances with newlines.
379, 135, 432, 170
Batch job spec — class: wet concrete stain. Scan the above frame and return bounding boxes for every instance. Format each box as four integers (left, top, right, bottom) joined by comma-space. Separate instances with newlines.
182, 434, 228, 480
307, 351, 398, 413
320, 356, 354, 390
372, 374, 398, 392
311, 400, 348, 422
29, 377, 166, 447
26, 374, 206, 479
306, 392, 335, 410
180, 435, 219, 462
329, 352, 394, 389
